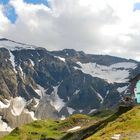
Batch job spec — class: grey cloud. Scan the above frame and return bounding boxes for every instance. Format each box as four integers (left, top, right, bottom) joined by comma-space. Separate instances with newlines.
1, 0, 140, 60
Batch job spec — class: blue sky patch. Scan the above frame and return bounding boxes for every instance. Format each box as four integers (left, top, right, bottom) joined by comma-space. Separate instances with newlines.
0, 0, 17, 24
0, 0, 49, 24
0, 0, 9, 5
24, 0, 48, 6
133, 3, 140, 11
3, 5, 17, 24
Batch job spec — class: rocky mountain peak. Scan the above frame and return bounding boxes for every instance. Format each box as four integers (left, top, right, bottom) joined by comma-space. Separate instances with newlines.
0, 39, 139, 134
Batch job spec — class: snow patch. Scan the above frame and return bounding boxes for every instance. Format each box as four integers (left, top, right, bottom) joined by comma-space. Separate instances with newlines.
24, 109, 37, 120
19, 65, 24, 76
106, 90, 109, 95
48, 85, 65, 112
96, 92, 104, 103
29, 59, 35, 66
105, 90, 109, 98
92, 87, 104, 104
0, 116, 12, 132
73, 89, 80, 95
111, 134, 121, 140
34, 89, 43, 97
67, 126, 81, 132
35, 84, 47, 97
38, 59, 43, 62
34, 98, 40, 108
117, 86, 128, 93
9, 50, 17, 73
74, 62, 137, 83
11, 97, 26, 116
60, 115, 66, 120
55, 56, 65, 62
88, 109, 97, 114
0, 100, 10, 109
67, 97, 70, 101
0, 39, 35, 51
37, 52, 40, 56
67, 107, 75, 115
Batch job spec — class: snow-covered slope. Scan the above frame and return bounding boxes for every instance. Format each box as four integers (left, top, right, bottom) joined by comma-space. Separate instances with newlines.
0, 116, 12, 132
74, 62, 137, 83
0, 38, 35, 50
11, 97, 26, 116
0, 38, 139, 135
46, 85, 66, 112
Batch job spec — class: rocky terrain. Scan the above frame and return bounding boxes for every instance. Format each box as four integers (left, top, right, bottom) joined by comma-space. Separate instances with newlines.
0, 38, 139, 133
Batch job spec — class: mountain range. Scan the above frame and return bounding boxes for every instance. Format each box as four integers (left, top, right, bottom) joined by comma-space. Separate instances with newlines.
0, 38, 139, 134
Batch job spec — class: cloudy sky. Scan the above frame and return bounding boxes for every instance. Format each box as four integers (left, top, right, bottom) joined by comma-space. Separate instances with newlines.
0, 0, 140, 60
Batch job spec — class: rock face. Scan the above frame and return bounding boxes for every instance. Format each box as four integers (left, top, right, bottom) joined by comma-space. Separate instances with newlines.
0, 38, 138, 132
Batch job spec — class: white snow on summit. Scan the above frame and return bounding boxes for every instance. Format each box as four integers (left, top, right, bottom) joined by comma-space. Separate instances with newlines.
74, 62, 137, 83
0, 39, 35, 51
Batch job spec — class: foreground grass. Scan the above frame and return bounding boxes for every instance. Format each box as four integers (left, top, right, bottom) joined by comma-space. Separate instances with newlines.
0, 109, 115, 140
1, 120, 63, 140
60, 106, 132, 140
86, 106, 140, 140
0, 114, 92, 140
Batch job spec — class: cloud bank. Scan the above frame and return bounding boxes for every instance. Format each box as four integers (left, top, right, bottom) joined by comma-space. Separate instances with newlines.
0, 0, 140, 60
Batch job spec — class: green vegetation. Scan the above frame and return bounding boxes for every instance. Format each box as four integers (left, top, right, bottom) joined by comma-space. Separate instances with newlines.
1, 110, 119, 140
1, 120, 63, 140
0, 114, 93, 140
86, 106, 140, 140
60, 106, 132, 140
90, 109, 114, 119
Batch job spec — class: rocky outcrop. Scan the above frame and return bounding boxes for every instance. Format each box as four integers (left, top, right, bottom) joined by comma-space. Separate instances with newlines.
0, 39, 138, 133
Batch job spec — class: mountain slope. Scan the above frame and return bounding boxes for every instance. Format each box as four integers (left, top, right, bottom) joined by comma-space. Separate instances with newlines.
86, 106, 140, 140
0, 38, 139, 134
60, 106, 131, 140
1, 114, 95, 140
2, 106, 139, 140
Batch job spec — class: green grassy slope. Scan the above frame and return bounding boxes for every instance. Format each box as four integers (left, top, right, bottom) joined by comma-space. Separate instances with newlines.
0, 114, 95, 140
60, 107, 129, 140
3, 106, 139, 140
86, 106, 140, 140
0, 109, 117, 140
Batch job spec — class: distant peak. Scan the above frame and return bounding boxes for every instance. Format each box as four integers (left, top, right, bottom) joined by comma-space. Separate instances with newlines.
0, 38, 30, 45
0, 38, 9, 41
0, 38, 37, 51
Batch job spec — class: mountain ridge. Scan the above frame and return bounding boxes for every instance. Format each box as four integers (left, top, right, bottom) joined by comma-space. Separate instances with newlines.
0, 38, 138, 134
0, 38, 138, 63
